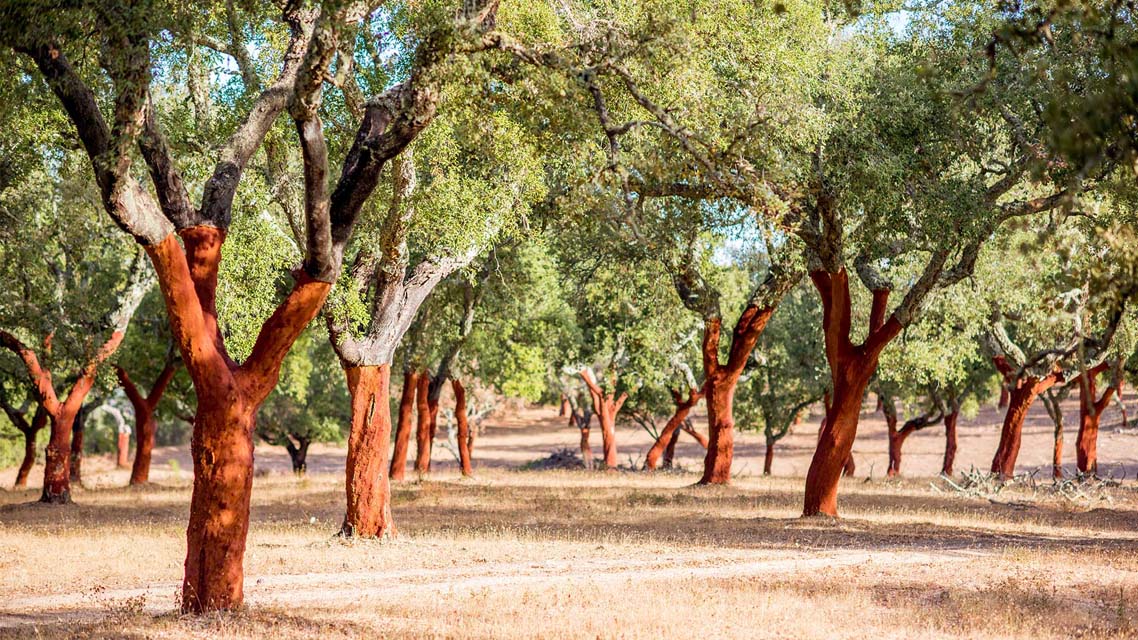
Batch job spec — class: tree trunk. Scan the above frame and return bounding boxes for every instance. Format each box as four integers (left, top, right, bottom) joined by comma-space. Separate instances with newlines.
453, 378, 473, 477
882, 395, 900, 478
998, 385, 1009, 409
763, 436, 775, 475
580, 370, 627, 471
414, 370, 431, 476
1076, 364, 1115, 476
559, 395, 569, 417
942, 406, 959, 476
14, 407, 47, 489
990, 373, 1059, 479
66, 409, 85, 488
118, 362, 177, 486
803, 271, 900, 516
1052, 422, 1063, 479
644, 387, 701, 470
117, 430, 131, 468
285, 435, 310, 475
580, 423, 593, 470
661, 427, 680, 469
341, 364, 395, 538
389, 368, 419, 481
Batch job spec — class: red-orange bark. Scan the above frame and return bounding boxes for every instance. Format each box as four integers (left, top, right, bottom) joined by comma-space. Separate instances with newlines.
117, 361, 177, 485
989, 357, 1062, 479
1075, 363, 1115, 475
1, 328, 126, 503
116, 431, 130, 468
341, 364, 396, 538
14, 407, 46, 488
662, 428, 681, 469
389, 368, 419, 481
644, 386, 702, 470
413, 370, 432, 475
453, 378, 473, 476
803, 270, 902, 516
763, 436, 776, 475
998, 386, 1010, 409
942, 407, 959, 476
580, 370, 627, 470
148, 229, 331, 612
699, 304, 776, 484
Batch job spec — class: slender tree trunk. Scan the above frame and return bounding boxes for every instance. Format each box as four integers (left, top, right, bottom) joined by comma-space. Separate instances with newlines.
763, 435, 776, 475
453, 378, 473, 477
389, 368, 419, 481
414, 371, 431, 476
803, 271, 899, 516
118, 362, 177, 486
661, 427, 680, 469
341, 364, 395, 538
14, 407, 47, 489
67, 410, 85, 487
597, 399, 619, 470
882, 395, 900, 478
117, 430, 131, 468
1052, 422, 1063, 479
580, 423, 593, 470
942, 406, 959, 476
644, 387, 701, 470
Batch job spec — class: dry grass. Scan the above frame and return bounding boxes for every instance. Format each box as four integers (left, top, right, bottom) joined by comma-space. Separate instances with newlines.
2, 468, 1138, 639
2, 399, 1138, 638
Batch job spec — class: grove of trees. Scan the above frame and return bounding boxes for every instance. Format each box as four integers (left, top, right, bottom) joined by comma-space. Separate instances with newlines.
1, 0, 1135, 616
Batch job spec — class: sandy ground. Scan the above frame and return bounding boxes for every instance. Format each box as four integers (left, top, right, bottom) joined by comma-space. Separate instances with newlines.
0, 393, 1137, 638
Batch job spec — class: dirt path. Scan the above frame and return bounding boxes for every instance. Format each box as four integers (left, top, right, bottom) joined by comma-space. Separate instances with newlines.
0, 547, 988, 628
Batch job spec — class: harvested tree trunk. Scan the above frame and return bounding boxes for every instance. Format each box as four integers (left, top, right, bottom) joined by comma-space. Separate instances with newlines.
763, 435, 776, 475
414, 371, 432, 476
662, 428, 681, 469
803, 270, 902, 516
1041, 390, 1066, 479
699, 307, 776, 484
644, 386, 702, 470
341, 365, 395, 538
1076, 363, 1115, 476
580, 370, 627, 470
453, 378, 473, 477
117, 431, 131, 468
389, 368, 419, 481
990, 357, 1062, 479
941, 401, 960, 476
0, 397, 48, 489
117, 360, 177, 485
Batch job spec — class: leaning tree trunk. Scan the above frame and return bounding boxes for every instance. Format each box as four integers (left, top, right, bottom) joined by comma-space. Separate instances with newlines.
882, 395, 901, 478
1076, 364, 1115, 476
990, 372, 1060, 479
661, 427, 680, 469
644, 387, 701, 470
13, 406, 47, 489
942, 403, 960, 476
803, 271, 900, 516
341, 365, 395, 538
389, 368, 419, 481
453, 378, 473, 477
67, 408, 86, 486
413, 371, 432, 476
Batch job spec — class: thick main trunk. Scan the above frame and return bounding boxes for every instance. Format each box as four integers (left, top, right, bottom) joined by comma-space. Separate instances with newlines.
181, 398, 256, 613
1076, 368, 1114, 476
413, 371, 431, 476
389, 369, 418, 481
453, 379, 473, 476
597, 402, 618, 470
699, 375, 737, 484
990, 383, 1040, 479
942, 409, 959, 476
804, 378, 869, 516
341, 365, 395, 538
130, 409, 157, 485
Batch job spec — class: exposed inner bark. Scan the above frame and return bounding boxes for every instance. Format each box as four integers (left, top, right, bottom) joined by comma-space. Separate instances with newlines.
1075, 363, 1115, 476
942, 399, 960, 476
453, 378, 473, 476
883, 395, 944, 478
414, 370, 432, 476
389, 368, 419, 481
340, 364, 395, 538
989, 356, 1062, 479
117, 360, 178, 485
763, 435, 776, 475
580, 370, 627, 470
644, 386, 702, 470
803, 270, 901, 516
